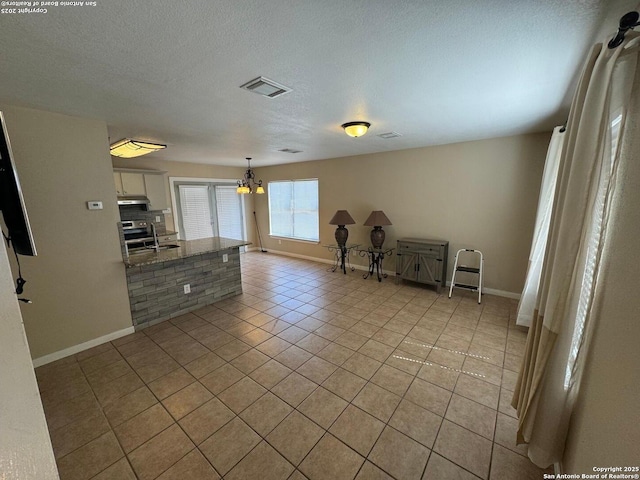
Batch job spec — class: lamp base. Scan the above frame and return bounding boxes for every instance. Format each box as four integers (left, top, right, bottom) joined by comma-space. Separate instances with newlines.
370, 226, 385, 249
335, 226, 349, 246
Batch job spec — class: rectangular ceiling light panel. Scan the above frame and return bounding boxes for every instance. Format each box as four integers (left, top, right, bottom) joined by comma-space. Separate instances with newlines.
110, 139, 166, 158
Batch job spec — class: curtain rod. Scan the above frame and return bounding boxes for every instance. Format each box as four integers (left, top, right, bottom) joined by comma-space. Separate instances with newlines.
608, 11, 640, 49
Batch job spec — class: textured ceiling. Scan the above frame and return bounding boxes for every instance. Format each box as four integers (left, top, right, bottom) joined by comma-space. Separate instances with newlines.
0, 0, 635, 166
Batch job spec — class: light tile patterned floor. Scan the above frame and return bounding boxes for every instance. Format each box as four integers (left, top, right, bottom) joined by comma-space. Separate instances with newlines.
36, 251, 552, 479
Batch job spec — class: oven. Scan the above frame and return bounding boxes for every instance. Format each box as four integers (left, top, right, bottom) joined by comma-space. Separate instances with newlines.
121, 220, 155, 251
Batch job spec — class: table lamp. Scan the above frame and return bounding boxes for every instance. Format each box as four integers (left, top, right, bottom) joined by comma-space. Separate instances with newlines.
364, 210, 392, 248
329, 210, 356, 247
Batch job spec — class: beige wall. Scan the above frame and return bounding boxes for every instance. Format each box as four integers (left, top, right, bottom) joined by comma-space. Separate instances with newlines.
111, 157, 250, 237
1, 105, 133, 359
252, 132, 549, 294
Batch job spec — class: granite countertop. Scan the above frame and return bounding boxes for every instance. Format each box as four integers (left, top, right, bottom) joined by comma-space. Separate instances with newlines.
124, 237, 251, 267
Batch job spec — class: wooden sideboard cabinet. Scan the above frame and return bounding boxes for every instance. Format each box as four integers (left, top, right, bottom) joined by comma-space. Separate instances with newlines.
396, 238, 449, 293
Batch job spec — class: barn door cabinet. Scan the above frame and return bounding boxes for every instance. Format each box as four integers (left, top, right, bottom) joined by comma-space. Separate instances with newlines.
396, 238, 449, 293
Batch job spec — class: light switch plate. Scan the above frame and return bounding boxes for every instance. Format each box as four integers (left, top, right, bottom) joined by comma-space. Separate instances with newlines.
87, 201, 103, 210
222, 254, 228, 263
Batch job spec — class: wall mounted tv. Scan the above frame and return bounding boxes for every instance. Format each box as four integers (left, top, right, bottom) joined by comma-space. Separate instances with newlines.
0, 111, 37, 256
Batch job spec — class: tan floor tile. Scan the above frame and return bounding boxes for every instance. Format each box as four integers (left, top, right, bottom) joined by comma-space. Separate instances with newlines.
215, 338, 252, 361
299, 434, 364, 480
50, 411, 111, 459
489, 444, 547, 480
498, 387, 518, 418
423, 453, 480, 480
91, 457, 137, 480
417, 361, 460, 390
298, 386, 348, 429
386, 351, 424, 375
355, 461, 395, 479
272, 372, 318, 407
371, 328, 405, 348
454, 374, 500, 410
162, 382, 214, 420
278, 325, 310, 343
199, 330, 235, 351
316, 343, 354, 366
226, 441, 294, 480
44, 390, 103, 432
462, 357, 503, 386
114, 403, 174, 453
200, 363, 245, 395
200, 417, 261, 475
369, 426, 430, 480
349, 321, 380, 338
296, 316, 325, 332
183, 351, 226, 379
218, 376, 267, 413
179, 397, 235, 445
240, 327, 274, 346
39, 374, 92, 411
92, 371, 145, 408
341, 352, 382, 380
267, 410, 324, 466
240, 392, 293, 436
370, 364, 414, 396
296, 356, 338, 384
78, 348, 123, 375
405, 378, 452, 417
501, 369, 518, 392
352, 382, 401, 422
494, 412, 528, 457
56, 431, 124, 480
433, 420, 492, 479
103, 386, 158, 427
329, 405, 385, 456
389, 399, 442, 448
157, 449, 220, 479
334, 331, 369, 350
128, 424, 195, 480
257, 336, 294, 356
262, 318, 294, 334
230, 348, 271, 374
467, 343, 505, 368
130, 354, 181, 384
275, 345, 314, 370
321, 368, 367, 402
85, 359, 132, 389
295, 333, 332, 354
249, 359, 292, 389
147, 367, 195, 399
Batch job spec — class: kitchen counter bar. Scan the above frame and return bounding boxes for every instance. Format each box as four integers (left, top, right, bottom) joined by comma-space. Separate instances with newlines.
124, 237, 251, 267
123, 237, 251, 329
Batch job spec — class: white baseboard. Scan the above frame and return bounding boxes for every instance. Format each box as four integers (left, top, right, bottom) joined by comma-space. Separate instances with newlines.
32, 326, 135, 368
257, 249, 521, 299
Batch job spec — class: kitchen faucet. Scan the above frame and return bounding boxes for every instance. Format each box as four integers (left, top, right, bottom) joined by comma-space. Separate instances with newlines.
150, 222, 160, 252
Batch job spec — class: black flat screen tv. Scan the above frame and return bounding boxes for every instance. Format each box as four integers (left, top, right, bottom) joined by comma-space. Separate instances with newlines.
0, 111, 37, 256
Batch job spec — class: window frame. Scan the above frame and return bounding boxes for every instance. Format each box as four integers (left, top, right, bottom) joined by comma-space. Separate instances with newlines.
267, 178, 320, 243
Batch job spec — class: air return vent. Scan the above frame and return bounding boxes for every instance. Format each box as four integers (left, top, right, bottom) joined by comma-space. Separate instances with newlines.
377, 131, 402, 139
279, 148, 302, 154
240, 76, 291, 98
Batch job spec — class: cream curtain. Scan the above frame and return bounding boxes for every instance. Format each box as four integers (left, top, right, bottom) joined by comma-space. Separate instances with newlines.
512, 33, 640, 467
516, 127, 565, 327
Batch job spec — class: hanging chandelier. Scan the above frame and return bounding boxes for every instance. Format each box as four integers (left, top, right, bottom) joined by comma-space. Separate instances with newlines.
237, 157, 265, 194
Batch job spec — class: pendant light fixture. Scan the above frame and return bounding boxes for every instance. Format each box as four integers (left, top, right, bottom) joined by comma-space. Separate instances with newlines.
341, 121, 371, 138
237, 157, 265, 194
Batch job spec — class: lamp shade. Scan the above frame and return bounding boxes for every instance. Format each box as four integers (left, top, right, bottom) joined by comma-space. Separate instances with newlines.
329, 210, 356, 226
363, 210, 392, 226
341, 122, 371, 138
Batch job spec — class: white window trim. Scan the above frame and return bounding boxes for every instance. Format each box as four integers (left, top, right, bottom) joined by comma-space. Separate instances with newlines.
268, 178, 319, 243
169, 176, 248, 242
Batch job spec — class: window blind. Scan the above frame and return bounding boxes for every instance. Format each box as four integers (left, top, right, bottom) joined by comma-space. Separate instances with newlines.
215, 185, 244, 240
268, 179, 319, 242
178, 185, 214, 240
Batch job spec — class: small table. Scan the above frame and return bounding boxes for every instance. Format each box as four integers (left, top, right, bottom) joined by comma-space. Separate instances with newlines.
324, 243, 360, 274
357, 246, 395, 282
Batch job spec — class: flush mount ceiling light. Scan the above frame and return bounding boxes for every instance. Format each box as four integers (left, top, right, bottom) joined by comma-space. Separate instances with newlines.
341, 121, 371, 138
110, 139, 166, 158
237, 157, 265, 194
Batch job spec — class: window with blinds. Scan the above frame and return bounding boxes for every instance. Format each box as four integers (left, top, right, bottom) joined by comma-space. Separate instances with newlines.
215, 186, 244, 240
178, 185, 214, 240
268, 179, 319, 242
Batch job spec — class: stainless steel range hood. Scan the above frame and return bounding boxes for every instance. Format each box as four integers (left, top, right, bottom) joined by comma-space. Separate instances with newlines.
117, 195, 150, 206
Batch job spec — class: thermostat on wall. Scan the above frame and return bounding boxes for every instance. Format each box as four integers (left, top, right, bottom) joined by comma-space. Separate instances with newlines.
87, 201, 103, 210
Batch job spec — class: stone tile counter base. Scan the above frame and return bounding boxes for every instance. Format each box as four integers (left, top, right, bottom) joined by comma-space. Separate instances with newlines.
126, 248, 242, 329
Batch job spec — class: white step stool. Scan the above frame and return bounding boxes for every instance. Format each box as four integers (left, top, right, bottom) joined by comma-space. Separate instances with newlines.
448, 249, 484, 303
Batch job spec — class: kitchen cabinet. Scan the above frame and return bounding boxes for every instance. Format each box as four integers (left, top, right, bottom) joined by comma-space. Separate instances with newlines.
114, 171, 146, 196
113, 172, 124, 195
157, 232, 178, 243
144, 174, 168, 211
396, 238, 449, 293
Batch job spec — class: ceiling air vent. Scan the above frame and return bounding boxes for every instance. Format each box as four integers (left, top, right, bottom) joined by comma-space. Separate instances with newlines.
377, 131, 403, 139
279, 148, 302, 154
240, 76, 291, 98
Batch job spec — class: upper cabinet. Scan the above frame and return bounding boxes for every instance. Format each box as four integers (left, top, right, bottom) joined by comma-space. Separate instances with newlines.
113, 169, 169, 211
